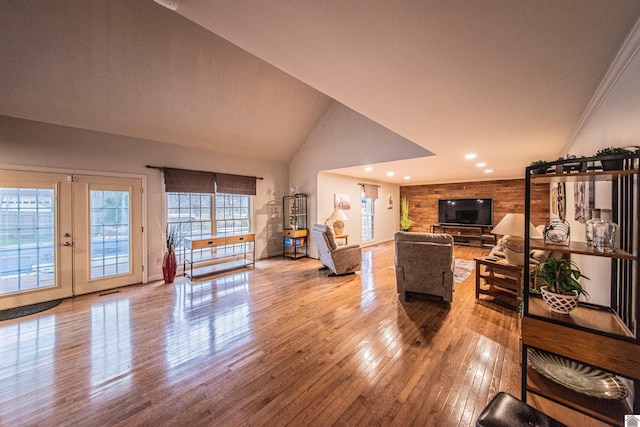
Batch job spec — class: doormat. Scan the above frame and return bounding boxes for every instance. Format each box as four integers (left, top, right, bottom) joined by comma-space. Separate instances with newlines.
0, 299, 63, 321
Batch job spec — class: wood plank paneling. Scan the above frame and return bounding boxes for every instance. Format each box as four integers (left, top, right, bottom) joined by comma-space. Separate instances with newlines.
401, 179, 551, 231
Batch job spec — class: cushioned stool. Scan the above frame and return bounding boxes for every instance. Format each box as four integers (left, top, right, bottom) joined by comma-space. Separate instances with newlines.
476, 392, 566, 427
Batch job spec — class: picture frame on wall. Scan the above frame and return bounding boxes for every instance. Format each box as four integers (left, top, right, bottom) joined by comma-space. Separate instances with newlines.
334, 193, 351, 210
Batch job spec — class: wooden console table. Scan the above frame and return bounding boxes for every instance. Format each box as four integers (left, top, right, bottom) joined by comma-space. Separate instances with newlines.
184, 233, 255, 280
475, 257, 530, 309
431, 224, 492, 247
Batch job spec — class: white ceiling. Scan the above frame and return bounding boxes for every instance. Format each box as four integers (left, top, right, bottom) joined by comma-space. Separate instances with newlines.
1, 1, 639, 184
171, 0, 640, 184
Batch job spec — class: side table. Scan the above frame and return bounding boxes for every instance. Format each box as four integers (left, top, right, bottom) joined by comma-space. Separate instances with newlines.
475, 257, 530, 309
335, 234, 349, 246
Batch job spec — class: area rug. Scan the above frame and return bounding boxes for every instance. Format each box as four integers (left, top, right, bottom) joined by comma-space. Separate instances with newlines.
0, 299, 62, 321
454, 259, 476, 283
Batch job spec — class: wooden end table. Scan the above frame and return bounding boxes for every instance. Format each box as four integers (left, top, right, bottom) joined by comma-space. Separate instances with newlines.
335, 234, 349, 245
475, 257, 530, 309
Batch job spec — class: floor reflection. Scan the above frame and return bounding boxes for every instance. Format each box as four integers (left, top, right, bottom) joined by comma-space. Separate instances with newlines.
91, 299, 132, 389
0, 315, 56, 402
165, 272, 252, 370
360, 250, 377, 308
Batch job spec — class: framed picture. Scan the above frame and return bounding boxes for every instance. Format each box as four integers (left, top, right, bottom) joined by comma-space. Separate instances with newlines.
387, 194, 393, 209
334, 193, 351, 210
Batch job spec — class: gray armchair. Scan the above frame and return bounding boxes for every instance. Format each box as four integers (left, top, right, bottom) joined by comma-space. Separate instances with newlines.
394, 232, 455, 302
311, 224, 361, 275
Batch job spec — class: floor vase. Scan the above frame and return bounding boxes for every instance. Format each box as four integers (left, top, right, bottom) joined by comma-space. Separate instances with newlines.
163, 251, 177, 283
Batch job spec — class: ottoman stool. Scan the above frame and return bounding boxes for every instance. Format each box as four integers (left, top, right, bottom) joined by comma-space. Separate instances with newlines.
476, 392, 566, 427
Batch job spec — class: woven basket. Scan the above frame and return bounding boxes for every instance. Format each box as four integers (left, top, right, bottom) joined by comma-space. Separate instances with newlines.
541, 286, 579, 314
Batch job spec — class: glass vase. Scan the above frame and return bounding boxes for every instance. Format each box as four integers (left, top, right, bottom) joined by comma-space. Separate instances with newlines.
594, 209, 618, 253
585, 208, 601, 246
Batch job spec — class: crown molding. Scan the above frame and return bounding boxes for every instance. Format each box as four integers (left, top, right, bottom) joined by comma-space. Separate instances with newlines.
563, 17, 640, 154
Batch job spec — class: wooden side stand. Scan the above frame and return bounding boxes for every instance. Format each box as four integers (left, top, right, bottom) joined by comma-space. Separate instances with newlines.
475, 257, 528, 309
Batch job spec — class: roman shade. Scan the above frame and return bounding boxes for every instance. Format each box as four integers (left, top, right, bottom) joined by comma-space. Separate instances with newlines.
362, 184, 379, 199
160, 167, 257, 195
215, 173, 257, 196
163, 168, 215, 193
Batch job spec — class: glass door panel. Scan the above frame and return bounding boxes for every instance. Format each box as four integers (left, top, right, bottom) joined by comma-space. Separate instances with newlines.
90, 190, 131, 279
73, 175, 142, 295
0, 171, 73, 310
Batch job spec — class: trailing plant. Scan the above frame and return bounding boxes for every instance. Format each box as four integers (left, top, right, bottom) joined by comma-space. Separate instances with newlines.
400, 197, 414, 231
595, 147, 634, 156
537, 258, 589, 298
165, 224, 184, 253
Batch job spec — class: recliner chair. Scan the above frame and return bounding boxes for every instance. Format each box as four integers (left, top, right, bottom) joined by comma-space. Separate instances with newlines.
394, 231, 455, 302
310, 224, 361, 275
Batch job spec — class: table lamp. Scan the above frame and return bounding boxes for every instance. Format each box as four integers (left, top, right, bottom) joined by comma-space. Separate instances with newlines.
326, 208, 348, 235
491, 213, 542, 265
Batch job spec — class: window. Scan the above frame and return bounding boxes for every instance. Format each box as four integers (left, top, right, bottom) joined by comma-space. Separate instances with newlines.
167, 192, 250, 263
361, 190, 375, 241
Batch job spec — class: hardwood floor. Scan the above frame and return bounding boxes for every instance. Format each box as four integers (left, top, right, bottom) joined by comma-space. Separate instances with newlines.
0, 242, 523, 426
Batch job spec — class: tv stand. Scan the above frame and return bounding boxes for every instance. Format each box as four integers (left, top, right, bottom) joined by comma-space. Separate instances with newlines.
430, 224, 493, 247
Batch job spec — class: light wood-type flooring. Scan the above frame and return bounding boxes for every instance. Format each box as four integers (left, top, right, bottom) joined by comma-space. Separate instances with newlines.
0, 242, 523, 426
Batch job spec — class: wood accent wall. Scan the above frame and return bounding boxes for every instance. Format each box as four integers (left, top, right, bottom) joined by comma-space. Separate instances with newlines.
400, 179, 550, 231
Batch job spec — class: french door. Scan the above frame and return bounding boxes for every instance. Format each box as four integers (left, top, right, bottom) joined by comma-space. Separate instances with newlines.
0, 170, 143, 310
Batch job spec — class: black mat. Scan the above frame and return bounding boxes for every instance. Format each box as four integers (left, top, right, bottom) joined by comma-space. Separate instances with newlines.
0, 299, 63, 321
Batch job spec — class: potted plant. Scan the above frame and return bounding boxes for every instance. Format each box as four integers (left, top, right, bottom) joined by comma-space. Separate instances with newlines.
163, 224, 183, 283
537, 258, 589, 314
289, 215, 299, 231
400, 197, 414, 231
529, 160, 548, 175
595, 147, 634, 171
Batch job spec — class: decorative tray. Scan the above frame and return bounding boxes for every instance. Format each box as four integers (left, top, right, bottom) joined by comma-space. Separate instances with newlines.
528, 349, 628, 400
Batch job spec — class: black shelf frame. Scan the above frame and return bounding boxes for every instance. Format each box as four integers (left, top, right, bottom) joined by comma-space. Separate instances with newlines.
522, 152, 640, 424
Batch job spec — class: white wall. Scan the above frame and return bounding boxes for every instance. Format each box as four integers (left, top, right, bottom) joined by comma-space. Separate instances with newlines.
317, 172, 399, 255
290, 101, 430, 257
0, 116, 288, 281
562, 20, 640, 306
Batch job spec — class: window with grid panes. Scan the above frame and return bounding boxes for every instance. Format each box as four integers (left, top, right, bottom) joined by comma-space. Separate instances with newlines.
361, 190, 375, 241
166, 192, 250, 263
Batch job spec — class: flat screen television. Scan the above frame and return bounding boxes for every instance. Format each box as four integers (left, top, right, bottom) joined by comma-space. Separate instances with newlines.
438, 198, 493, 227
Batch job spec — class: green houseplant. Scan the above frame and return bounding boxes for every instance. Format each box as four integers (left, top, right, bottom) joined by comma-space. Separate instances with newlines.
537, 258, 589, 314
289, 215, 299, 230
400, 197, 414, 231
595, 147, 634, 171
529, 160, 548, 175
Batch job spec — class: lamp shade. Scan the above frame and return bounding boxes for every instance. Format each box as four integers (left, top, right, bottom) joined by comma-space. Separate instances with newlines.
492, 213, 541, 238
327, 208, 348, 222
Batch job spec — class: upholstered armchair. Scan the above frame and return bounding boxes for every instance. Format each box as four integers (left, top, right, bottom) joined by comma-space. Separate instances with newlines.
310, 224, 361, 275
394, 232, 455, 302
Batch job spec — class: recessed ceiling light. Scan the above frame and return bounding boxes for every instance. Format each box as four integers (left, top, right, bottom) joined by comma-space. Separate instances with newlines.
484, 169, 493, 173
364, 166, 373, 172
403, 176, 411, 180
465, 153, 477, 160
386, 171, 395, 177
476, 162, 487, 168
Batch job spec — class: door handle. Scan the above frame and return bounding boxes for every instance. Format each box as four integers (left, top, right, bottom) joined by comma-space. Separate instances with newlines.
63, 242, 72, 246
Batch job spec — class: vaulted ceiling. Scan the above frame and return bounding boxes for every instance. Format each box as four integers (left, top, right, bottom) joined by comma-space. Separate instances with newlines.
2, 1, 639, 184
